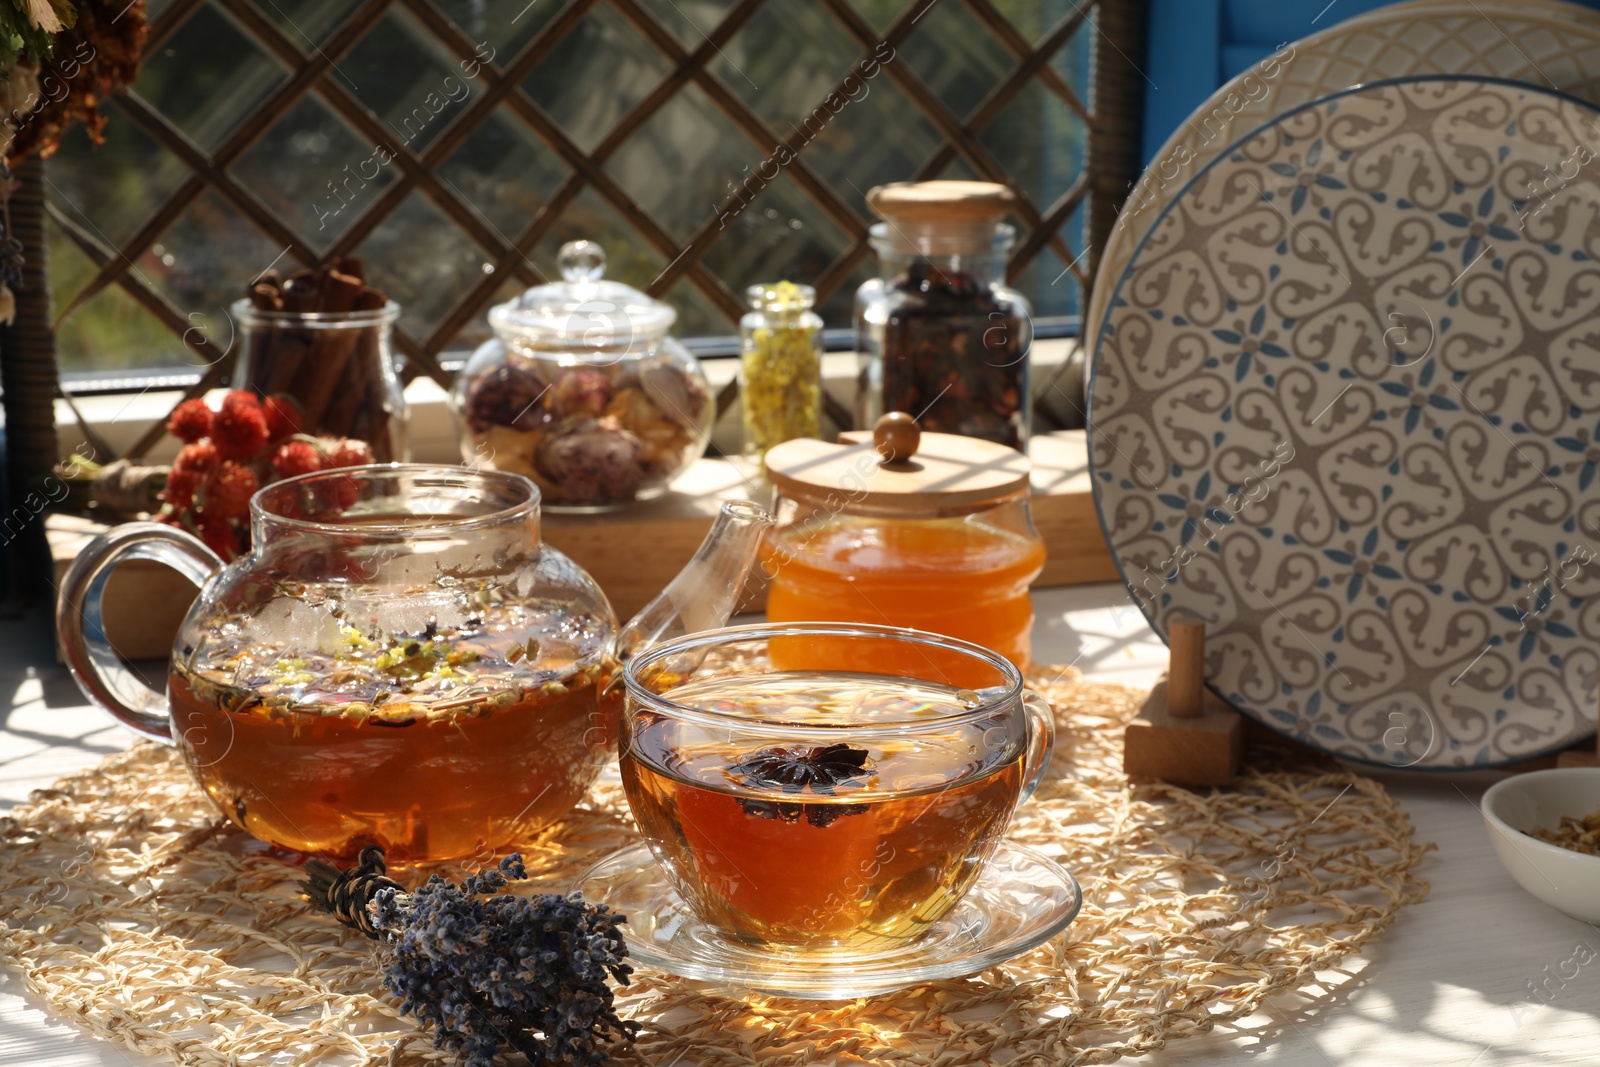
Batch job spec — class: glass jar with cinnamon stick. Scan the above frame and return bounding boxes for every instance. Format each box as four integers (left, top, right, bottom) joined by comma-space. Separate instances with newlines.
856, 182, 1033, 450
232, 259, 409, 462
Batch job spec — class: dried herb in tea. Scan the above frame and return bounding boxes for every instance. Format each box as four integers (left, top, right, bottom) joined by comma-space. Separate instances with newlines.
171, 584, 615, 863
729, 743, 873, 828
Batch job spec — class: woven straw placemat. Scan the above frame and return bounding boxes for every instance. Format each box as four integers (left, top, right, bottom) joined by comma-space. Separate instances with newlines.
0, 669, 1431, 1067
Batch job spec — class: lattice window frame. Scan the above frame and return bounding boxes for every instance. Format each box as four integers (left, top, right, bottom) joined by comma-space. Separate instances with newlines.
44, 0, 1148, 461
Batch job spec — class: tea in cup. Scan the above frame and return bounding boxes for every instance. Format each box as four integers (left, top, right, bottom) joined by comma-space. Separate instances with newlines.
619, 623, 1054, 953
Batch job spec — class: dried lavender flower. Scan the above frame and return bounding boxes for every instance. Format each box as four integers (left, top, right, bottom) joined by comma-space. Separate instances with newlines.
305, 848, 638, 1067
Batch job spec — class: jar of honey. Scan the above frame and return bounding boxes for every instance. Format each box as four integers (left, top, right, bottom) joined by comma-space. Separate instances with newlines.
761, 413, 1045, 678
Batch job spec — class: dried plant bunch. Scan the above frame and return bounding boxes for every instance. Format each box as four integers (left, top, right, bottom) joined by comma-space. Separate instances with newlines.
0, 1, 73, 74
303, 848, 639, 1067
5, 0, 147, 163
156, 388, 375, 560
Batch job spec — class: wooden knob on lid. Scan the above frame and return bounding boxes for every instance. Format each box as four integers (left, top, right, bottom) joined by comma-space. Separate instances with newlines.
762, 420, 1030, 513
873, 412, 921, 464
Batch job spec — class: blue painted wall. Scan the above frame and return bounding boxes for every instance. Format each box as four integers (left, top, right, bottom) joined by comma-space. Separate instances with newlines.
1142, 0, 1600, 162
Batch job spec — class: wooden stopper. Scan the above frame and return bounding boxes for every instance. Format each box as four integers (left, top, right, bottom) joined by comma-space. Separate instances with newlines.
1168, 618, 1205, 719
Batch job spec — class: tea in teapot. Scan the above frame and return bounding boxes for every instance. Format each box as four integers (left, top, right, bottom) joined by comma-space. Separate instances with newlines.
58, 466, 770, 863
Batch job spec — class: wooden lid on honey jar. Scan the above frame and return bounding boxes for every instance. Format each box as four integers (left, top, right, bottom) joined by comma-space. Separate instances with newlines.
763, 412, 1031, 511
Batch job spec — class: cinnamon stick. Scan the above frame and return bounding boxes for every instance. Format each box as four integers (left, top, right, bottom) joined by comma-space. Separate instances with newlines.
240, 273, 302, 394
290, 272, 376, 428
320, 325, 391, 452
238, 264, 392, 447
280, 270, 319, 312
247, 272, 283, 311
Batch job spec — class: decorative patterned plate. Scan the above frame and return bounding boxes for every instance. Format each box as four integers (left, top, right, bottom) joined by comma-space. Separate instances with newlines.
1085, 0, 1600, 357
1089, 76, 1600, 768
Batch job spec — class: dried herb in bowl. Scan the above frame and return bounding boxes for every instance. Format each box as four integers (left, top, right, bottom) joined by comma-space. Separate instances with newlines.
304, 848, 639, 1067
1526, 806, 1600, 856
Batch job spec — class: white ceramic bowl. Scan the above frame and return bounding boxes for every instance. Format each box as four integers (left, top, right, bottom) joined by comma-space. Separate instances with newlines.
1482, 768, 1600, 923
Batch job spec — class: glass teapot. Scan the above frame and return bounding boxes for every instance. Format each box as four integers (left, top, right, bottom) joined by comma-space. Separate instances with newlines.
56, 465, 770, 864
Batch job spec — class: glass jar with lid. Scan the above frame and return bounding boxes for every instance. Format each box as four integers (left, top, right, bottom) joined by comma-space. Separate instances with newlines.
451, 240, 713, 511
856, 181, 1033, 450
740, 280, 824, 458
761, 412, 1046, 676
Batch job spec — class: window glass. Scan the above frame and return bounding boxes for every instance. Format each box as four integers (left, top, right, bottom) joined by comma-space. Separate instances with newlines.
50, 0, 1095, 375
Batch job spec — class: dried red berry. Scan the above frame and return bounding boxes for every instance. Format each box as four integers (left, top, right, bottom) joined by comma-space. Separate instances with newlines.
166, 398, 214, 444
207, 462, 260, 523
262, 396, 303, 441
214, 391, 270, 460
323, 472, 362, 511
271, 440, 324, 479
173, 440, 221, 474
197, 514, 243, 561
163, 466, 200, 508
327, 438, 374, 469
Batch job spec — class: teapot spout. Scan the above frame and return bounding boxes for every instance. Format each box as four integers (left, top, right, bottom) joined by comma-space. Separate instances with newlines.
614, 500, 774, 665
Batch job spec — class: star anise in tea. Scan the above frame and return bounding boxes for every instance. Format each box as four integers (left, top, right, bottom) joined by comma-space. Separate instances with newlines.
729, 743, 871, 794
728, 743, 872, 828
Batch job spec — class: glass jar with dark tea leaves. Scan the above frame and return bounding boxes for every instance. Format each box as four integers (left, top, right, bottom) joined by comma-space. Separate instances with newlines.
857, 181, 1033, 449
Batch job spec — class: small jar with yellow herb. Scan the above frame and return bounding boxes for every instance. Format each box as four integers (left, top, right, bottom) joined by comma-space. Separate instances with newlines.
740, 281, 824, 457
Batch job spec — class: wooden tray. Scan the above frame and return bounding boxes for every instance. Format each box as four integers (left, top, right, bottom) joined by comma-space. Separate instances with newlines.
49, 430, 1117, 662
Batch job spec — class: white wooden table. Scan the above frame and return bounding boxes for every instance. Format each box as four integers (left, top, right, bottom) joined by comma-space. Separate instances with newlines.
3, 584, 1597, 1066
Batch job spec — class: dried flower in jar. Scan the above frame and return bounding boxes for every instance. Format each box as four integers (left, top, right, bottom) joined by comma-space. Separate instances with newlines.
741, 281, 823, 456
459, 353, 708, 507
537, 415, 649, 505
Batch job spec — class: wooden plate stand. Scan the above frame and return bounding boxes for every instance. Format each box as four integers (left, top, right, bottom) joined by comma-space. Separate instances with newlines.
1124, 618, 1600, 785
1122, 618, 1243, 787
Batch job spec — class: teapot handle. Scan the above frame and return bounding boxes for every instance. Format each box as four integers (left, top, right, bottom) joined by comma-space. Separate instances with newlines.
56, 521, 225, 744
1017, 690, 1057, 804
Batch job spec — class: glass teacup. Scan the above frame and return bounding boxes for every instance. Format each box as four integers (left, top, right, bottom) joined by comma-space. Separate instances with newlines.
619, 623, 1054, 954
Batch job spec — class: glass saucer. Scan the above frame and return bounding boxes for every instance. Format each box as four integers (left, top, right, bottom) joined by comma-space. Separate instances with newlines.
575, 840, 1083, 999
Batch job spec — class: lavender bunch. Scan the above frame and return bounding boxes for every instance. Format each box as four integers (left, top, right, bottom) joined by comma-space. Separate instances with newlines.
304, 848, 638, 1067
